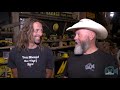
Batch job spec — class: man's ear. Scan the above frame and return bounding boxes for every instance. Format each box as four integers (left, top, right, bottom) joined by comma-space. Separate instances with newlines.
89, 31, 96, 40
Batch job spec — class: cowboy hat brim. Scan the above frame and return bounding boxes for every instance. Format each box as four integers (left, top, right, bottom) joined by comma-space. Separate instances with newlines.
66, 18, 108, 40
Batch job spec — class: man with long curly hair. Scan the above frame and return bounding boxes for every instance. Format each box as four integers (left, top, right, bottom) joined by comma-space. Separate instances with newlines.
8, 18, 54, 78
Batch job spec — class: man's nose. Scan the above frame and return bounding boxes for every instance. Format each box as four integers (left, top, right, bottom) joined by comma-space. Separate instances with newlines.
74, 35, 77, 40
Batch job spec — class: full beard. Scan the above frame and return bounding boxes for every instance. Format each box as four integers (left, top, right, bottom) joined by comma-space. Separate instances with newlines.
74, 44, 83, 55
74, 39, 90, 55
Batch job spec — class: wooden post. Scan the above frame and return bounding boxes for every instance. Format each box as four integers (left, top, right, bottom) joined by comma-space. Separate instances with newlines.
11, 12, 20, 43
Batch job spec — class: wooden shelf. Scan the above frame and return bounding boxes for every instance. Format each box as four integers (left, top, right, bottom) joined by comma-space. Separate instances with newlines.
0, 63, 7, 66
51, 45, 74, 50
0, 45, 74, 50
42, 39, 74, 43
1, 32, 13, 35
0, 46, 14, 49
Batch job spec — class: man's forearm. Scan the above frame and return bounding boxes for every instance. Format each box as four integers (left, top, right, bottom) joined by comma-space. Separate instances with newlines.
46, 69, 54, 78
12, 68, 18, 78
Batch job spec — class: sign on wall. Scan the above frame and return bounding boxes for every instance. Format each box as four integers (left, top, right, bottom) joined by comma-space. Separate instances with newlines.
86, 12, 95, 19
0, 65, 13, 78
36, 12, 74, 19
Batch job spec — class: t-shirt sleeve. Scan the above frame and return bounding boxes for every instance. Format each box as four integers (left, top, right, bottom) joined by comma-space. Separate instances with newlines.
45, 48, 54, 70
7, 48, 17, 69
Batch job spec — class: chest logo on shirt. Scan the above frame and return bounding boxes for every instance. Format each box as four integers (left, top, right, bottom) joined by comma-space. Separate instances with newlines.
22, 56, 39, 67
85, 63, 95, 71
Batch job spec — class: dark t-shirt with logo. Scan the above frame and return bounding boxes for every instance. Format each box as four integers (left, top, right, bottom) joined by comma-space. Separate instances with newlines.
64, 49, 119, 78
8, 46, 54, 78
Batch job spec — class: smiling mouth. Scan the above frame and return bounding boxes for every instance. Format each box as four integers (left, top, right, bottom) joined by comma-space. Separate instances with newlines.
75, 41, 80, 45
75, 41, 78, 44
35, 36, 40, 39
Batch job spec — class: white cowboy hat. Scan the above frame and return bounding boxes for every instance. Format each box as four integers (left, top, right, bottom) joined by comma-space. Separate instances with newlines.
66, 18, 108, 39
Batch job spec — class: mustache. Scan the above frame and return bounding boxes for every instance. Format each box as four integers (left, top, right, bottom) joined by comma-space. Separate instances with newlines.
34, 35, 41, 37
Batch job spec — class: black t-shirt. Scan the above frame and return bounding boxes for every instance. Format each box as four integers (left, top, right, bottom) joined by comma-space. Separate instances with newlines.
64, 49, 119, 78
8, 46, 54, 78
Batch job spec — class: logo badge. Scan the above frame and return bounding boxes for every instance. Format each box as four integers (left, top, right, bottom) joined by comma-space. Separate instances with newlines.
105, 66, 118, 75
85, 63, 95, 71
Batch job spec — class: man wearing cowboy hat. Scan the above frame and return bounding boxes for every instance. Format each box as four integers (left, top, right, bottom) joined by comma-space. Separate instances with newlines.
63, 18, 119, 78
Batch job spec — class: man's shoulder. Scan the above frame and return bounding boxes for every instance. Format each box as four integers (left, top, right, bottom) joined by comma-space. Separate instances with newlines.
97, 49, 118, 63
10, 46, 18, 52
96, 49, 113, 57
9, 47, 20, 56
68, 54, 80, 61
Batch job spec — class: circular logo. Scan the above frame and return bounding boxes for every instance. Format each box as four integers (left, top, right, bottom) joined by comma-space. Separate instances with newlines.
53, 23, 59, 31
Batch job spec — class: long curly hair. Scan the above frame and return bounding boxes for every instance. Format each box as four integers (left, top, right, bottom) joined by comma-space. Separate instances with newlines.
15, 18, 43, 51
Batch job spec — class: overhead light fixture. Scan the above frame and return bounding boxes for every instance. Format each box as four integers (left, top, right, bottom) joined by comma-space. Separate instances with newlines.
110, 12, 114, 17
